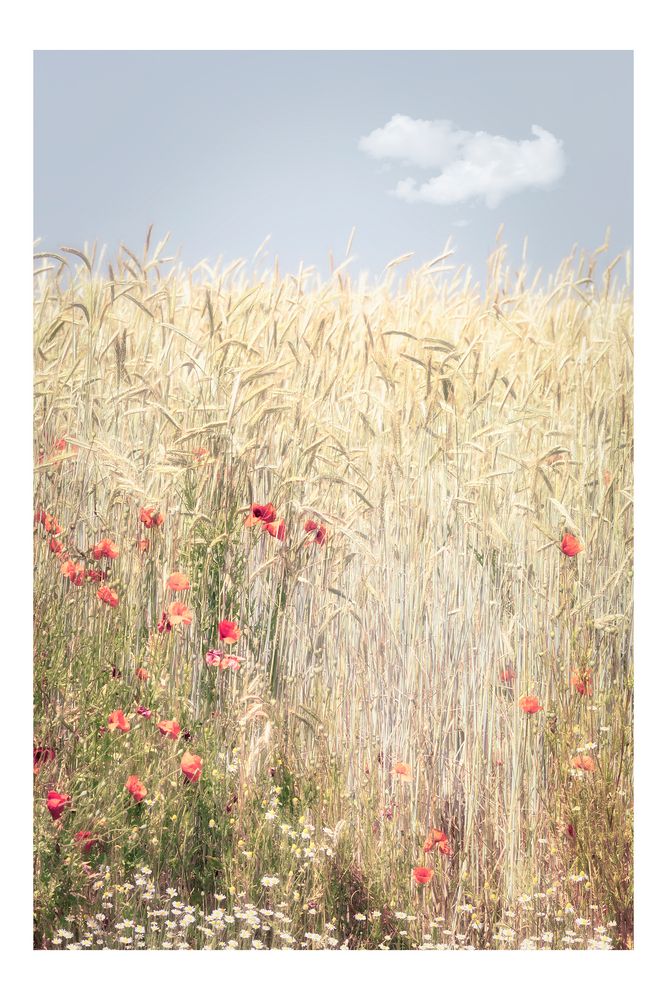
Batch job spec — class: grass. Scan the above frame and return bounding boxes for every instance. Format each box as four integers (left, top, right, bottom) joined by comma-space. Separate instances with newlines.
33, 234, 633, 950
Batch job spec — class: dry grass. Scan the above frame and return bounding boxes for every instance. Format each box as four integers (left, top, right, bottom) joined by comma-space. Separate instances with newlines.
33, 235, 633, 949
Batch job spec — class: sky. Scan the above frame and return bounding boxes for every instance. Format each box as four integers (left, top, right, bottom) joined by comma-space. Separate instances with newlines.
34, 50, 633, 284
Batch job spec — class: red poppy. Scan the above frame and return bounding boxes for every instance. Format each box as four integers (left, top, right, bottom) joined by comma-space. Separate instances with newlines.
263, 518, 286, 541
97, 586, 119, 607
571, 754, 596, 772
561, 533, 584, 557
139, 507, 164, 528
125, 775, 147, 802
218, 619, 240, 644
135, 667, 149, 681
92, 538, 119, 560
33, 746, 56, 776
61, 559, 85, 586
136, 705, 152, 719
391, 762, 412, 781
423, 829, 453, 856
157, 719, 181, 740
47, 790, 71, 821
107, 709, 130, 733
167, 601, 193, 628
244, 503, 277, 527
304, 519, 327, 545
137, 538, 150, 554
181, 751, 203, 783
500, 669, 516, 683
518, 695, 543, 715
413, 866, 434, 885
86, 568, 109, 583
566, 822, 576, 841
156, 611, 172, 634
166, 572, 190, 592
193, 447, 209, 463
35, 510, 62, 535
75, 830, 102, 854
49, 537, 65, 556
571, 669, 593, 696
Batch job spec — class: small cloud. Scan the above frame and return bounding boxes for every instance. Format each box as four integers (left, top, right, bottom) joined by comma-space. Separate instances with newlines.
359, 114, 565, 208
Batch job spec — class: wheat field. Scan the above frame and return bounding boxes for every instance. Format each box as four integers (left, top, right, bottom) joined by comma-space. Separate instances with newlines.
33, 234, 633, 950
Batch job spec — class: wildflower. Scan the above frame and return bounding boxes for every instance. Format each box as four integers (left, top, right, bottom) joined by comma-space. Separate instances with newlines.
561, 533, 584, 557
33, 746, 55, 776
156, 611, 172, 634
166, 572, 190, 592
244, 503, 277, 527
107, 709, 130, 733
92, 538, 119, 560
413, 866, 434, 885
263, 518, 286, 541
192, 447, 209, 463
518, 695, 543, 715
423, 829, 453, 857
35, 510, 62, 534
157, 719, 181, 740
97, 586, 119, 607
137, 538, 150, 554
47, 790, 71, 821
304, 518, 327, 545
86, 568, 108, 583
167, 602, 193, 628
391, 761, 412, 781
49, 537, 64, 556
571, 669, 593, 696
571, 754, 596, 772
499, 669, 515, 683
135, 667, 149, 681
181, 751, 203, 783
61, 559, 85, 586
125, 775, 147, 802
139, 507, 164, 528
75, 831, 102, 854
218, 619, 240, 644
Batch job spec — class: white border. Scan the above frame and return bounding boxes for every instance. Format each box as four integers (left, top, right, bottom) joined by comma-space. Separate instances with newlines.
3, 1, 664, 993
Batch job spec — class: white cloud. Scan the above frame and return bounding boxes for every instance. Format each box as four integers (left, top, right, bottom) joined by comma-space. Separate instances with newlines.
359, 115, 565, 209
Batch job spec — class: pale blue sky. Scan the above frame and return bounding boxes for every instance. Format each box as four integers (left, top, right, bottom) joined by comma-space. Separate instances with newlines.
34, 50, 632, 283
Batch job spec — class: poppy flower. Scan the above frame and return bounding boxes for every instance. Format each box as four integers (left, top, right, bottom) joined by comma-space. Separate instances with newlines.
139, 507, 164, 528
571, 669, 593, 697
566, 822, 576, 841
97, 586, 119, 607
263, 518, 286, 541
244, 503, 277, 527
518, 695, 543, 715
391, 762, 412, 781
205, 649, 224, 668
561, 533, 584, 557
49, 537, 64, 556
413, 866, 434, 885
181, 751, 203, 783
218, 619, 240, 644
423, 829, 452, 856
193, 447, 209, 463
499, 669, 516, 683
125, 775, 147, 802
47, 790, 71, 821
167, 602, 193, 628
74, 830, 102, 854
136, 705, 152, 719
86, 568, 109, 583
304, 519, 327, 545
166, 572, 190, 592
571, 754, 596, 772
35, 510, 62, 535
61, 559, 85, 586
156, 611, 172, 634
92, 538, 119, 560
157, 719, 181, 740
221, 655, 242, 672
33, 746, 55, 775
137, 538, 150, 554
107, 709, 130, 733
135, 667, 149, 681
